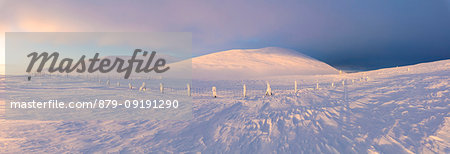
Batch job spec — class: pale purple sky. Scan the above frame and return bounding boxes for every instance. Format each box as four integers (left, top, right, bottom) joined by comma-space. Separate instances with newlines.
1, 0, 449, 70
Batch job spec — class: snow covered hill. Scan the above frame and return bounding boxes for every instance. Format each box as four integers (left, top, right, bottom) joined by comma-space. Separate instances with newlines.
0, 57, 449, 153
185, 47, 339, 80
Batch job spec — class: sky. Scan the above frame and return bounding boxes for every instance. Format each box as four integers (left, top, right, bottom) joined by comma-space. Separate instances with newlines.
1, 0, 449, 71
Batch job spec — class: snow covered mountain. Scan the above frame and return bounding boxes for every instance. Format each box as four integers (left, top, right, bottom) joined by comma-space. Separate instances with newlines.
184, 47, 338, 80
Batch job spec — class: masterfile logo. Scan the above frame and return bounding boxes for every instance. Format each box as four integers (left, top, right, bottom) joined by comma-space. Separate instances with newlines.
26, 49, 170, 79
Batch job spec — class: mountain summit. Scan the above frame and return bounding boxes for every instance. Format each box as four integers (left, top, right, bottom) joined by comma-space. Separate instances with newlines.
190, 47, 338, 80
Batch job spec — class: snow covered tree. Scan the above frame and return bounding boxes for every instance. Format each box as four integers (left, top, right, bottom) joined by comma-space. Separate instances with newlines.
160, 83, 164, 93
139, 82, 146, 91
212, 86, 217, 98
265, 82, 272, 96
294, 81, 298, 93
243, 84, 247, 97
187, 83, 191, 96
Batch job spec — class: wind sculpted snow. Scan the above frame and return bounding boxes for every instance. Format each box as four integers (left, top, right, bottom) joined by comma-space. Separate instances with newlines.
0, 59, 449, 153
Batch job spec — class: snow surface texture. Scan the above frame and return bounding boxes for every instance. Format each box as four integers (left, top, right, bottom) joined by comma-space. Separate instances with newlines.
189, 47, 339, 80
0, 50, 449, 153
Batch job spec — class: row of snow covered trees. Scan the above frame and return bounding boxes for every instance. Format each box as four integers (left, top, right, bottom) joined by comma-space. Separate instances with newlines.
96, 78, 371, 98
27, 72, 373, 98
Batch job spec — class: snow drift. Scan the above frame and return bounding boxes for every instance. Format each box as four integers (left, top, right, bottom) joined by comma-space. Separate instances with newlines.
1, 57, 450, 153
1, 59, 449, 153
